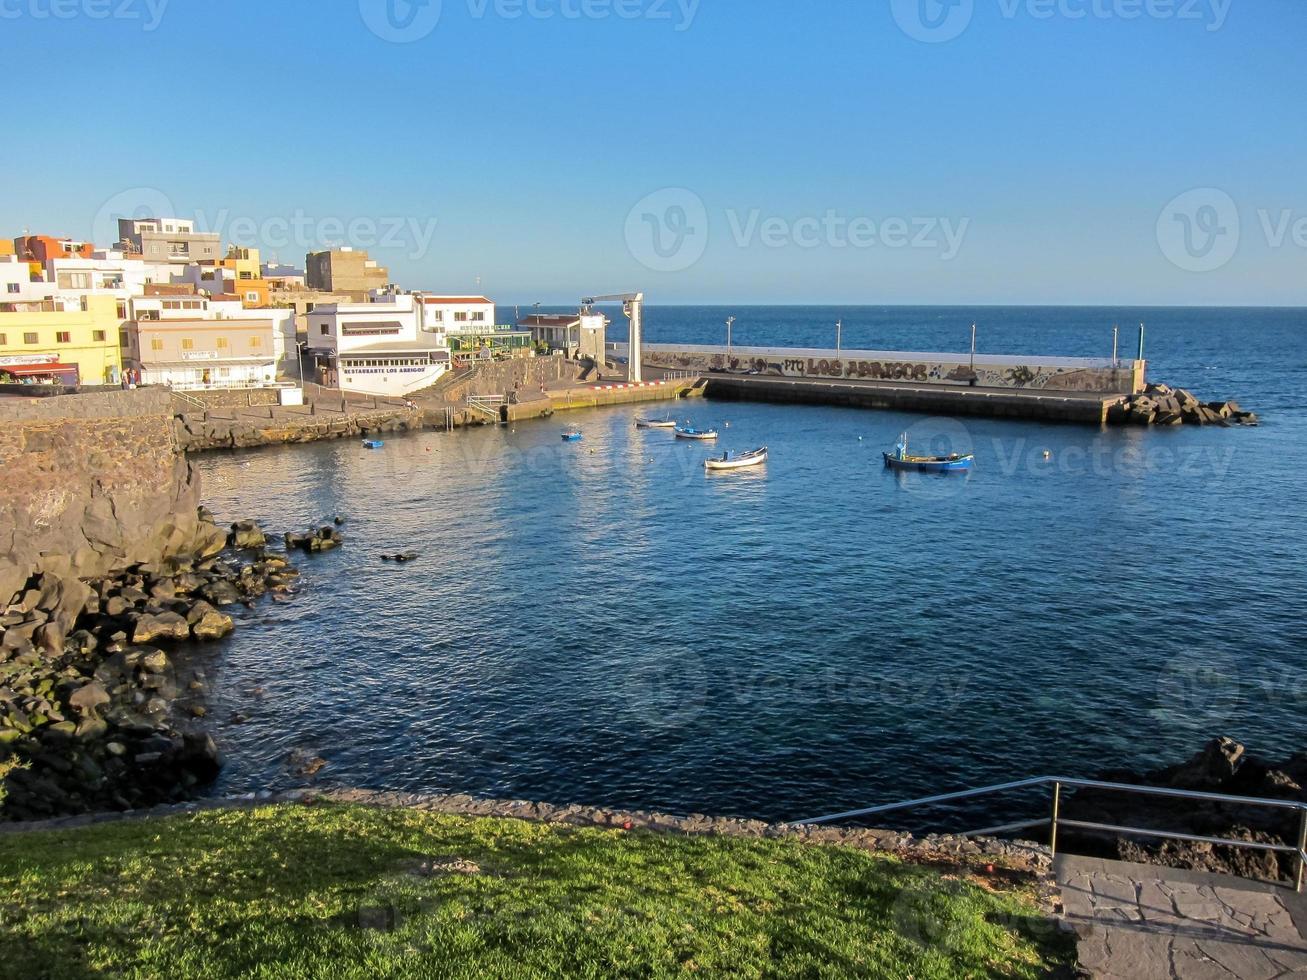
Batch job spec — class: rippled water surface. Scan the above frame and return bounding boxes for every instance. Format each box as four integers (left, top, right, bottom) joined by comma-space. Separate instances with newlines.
193, 307, 1307, 823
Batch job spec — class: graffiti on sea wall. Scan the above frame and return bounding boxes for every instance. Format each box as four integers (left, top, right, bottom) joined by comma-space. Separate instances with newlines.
642, 349, 1136, 393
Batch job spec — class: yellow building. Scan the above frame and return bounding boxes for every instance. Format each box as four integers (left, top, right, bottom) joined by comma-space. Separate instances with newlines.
0, 240, 13, 257
0, 295, 124, 386
220, 246, 270, 309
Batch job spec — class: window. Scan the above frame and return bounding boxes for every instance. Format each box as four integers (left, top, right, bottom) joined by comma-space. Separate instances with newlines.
454, 311, 468, 322
56, 332, 71, 343
5, 284, 17, 294
116, 301, 127, 319
24, 332, 38, 344
0, 333, 6, 344
427, 310, 443, 321
216, 337, 229, 350
56, 272, 91, 290
181, 339, 194, 350
151, 338, 163, 351
319, 324, 329, 335
92, 330, 106, 342
471, 312, 485, 322
245, 292, 259, 303
249, 336, 262, 349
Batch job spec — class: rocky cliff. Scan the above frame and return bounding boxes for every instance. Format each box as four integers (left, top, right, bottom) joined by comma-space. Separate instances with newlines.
0, 390, 225, 604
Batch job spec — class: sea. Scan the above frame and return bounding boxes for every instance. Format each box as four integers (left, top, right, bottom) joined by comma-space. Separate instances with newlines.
191, 306, 1307, 827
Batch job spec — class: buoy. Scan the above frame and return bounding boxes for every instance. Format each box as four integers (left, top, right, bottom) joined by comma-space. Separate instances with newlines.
1042, 450, 1052, 460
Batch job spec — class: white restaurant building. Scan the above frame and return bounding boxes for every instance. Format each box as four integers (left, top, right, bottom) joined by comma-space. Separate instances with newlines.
306, 290, 465, 397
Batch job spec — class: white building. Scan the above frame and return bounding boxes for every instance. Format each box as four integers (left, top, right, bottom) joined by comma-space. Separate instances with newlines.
0, 256, 55, 306
306, 291, 451, 396
47, 253, 150, 301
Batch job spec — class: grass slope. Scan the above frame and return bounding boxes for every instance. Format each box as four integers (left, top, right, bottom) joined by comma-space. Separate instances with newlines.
0, 803, 1072, 978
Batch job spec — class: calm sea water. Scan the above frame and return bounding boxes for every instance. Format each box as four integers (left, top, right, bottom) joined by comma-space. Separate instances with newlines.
193, 306, 1307, 825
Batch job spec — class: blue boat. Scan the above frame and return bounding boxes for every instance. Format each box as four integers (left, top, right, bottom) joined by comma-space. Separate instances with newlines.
362, 439, 385, 449
883, 433, 973, 473
674, 426, 719, 441
562, 430, 583, 442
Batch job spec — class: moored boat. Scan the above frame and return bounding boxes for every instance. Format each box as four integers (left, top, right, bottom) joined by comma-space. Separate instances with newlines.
882, 433, 973, 473
362, 439, 385, 449
561, 430, 583, 442
705, 447, 768, 471
675, 426, 719, 440
636, 417, 677, 429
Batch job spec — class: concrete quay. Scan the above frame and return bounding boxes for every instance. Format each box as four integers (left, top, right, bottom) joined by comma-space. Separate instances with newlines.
704, 374, 1124, 425
546, 377, 703, 414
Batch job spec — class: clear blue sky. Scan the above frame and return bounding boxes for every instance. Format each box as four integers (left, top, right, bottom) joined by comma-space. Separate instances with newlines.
2, 0, 1304, 305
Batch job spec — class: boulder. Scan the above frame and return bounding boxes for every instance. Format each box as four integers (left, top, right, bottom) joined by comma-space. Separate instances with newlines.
228, 520, 267, 551
139, 649, 170, 674
132, 613, 191, 645
1166, 736, 1245, 790
34, 622, 65, 657
68, 680, 110, 719
191, 610, 234, 641
199, 580, 242, 607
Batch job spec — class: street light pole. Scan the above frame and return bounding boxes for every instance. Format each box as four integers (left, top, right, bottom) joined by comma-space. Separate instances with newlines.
836, 319, 842, 357
726, 315, 735, 355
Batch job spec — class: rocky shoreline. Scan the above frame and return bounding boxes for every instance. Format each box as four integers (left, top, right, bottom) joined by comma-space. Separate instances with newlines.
1066, 737, 1307, 881
1114, 383, 1259, 427
0, 515, 333, 822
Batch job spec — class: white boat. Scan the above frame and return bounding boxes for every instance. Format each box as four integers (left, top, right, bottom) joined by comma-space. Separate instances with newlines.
636, 417, 677, 429
705, 447, 768, 471
675, 426, 719, 440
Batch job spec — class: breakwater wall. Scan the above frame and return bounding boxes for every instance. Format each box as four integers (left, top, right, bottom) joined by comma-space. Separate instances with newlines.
0, 390, 223, 604
621, 343, 1145, 394
705, 376, 1121, 424
175, 403, 423, 453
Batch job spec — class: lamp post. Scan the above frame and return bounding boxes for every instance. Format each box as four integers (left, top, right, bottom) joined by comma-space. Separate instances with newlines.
1112, 325, 1119, 367
295, 341, 306, 389
1137, 322, 1146, 362
726, 315, 735, 355
836, 319, 842, 357
970, 323, 976, 372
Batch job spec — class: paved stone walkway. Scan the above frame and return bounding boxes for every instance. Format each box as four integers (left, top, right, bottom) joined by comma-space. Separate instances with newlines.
1057, 855, 1307, 979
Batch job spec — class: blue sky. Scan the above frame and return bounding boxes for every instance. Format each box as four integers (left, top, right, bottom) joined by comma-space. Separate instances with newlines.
2, 0, 1304, 305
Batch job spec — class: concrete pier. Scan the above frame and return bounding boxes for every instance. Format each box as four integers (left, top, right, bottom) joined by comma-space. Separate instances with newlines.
705, 375, 1123, 425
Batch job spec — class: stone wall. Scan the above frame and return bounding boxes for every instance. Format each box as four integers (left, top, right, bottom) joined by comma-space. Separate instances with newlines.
0, 390, 218, 605
432, 357, 587, 403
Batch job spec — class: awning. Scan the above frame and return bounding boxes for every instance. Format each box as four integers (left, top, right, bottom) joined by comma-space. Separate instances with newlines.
3, 362, 79, 376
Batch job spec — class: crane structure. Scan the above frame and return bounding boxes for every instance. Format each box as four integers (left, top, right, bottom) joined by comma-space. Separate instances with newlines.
581, 292, 644, 383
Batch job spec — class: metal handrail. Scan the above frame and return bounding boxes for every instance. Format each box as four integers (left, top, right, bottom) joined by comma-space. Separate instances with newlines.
791, 775, 1307, 892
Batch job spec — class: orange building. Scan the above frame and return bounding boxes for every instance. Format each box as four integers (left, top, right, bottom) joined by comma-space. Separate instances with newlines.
13, 235, 95, 271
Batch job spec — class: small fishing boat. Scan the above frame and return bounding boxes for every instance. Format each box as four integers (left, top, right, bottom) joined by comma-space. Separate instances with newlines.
362, 439, 385, 449
675, 426, 719, 440
636, 416, 677, 429
705, 447, 768, 471
882, 433, 973, 473
561, 430, 583, 442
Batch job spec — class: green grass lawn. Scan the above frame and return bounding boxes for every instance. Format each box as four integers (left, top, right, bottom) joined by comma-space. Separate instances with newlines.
0, 803, 1073, 978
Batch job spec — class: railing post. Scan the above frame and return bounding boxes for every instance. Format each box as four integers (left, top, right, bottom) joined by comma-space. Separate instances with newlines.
1296, 808, 1307, 893
1049, 781, 1062, 858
